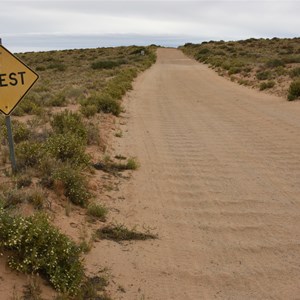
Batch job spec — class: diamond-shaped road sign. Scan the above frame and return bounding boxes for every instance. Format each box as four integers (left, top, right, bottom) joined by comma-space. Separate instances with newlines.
0, 45, 39, 115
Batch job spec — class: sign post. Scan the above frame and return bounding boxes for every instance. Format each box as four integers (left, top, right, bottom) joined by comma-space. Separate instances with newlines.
0, 38, 39, 172
5, 114, 16, 172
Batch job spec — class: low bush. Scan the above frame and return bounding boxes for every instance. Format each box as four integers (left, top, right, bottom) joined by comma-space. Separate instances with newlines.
228, 67, 242, 75
290, 67, 300, 78
87, 94, 121, 116
1, 189, 25, 208
86, 122, 100, 145
259, 81, 275, 90
198, 48, 211, 55
13, 99, 42, 116
288, 79, 300, 101
51, 111, 87, 143
0, 211, 84, 295
25, 187, 46, 210
45, 133, 90, 167
256, 70, 272, 80
48, 93, 67, 107
265, 58, 285, 68
87, 203, 108, 221
1, 120, 30, 144
16, 141, 44, 168
80, 104, 97, 118
53, 164, 90, 206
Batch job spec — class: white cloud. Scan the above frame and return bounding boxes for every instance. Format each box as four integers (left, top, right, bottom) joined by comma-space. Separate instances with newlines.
0, 0, 299, 51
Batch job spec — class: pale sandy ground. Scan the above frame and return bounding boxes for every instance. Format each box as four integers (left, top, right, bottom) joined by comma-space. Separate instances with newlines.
87, 48, 300, 300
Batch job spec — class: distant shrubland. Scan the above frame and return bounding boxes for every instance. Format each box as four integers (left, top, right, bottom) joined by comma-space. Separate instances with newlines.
180, 37, 300, 101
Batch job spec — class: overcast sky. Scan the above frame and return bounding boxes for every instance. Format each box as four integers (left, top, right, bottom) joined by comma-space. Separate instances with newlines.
0, 0, 299, 52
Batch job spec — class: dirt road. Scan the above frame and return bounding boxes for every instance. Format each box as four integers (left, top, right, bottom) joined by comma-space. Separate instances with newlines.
89, 48, 300, 299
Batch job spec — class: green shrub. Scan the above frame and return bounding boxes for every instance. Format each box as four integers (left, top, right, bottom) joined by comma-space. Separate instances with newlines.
45, 133, 90, 166
259, 81, 275, 90
1, 120, 30, 144
80, 104, 97, 118
288, 79, 300, 101
25, 188, 45, 210
86, 122, 100, 145
290, 67, 300, 78
228, 67, 242, 75
198, 48, 211, 55
265, 58, 284, 68
87, 203, 108, 221
103, 69, 137, 100
48, 93, 67, 107
125, 157, 139, 170
53, 165, 90, 206
14, 122, 31, 143
51, 111, 87, 142
1, 189, 25, 208
16, 141, 44, 168
14, 99, 42, 115
0, 211, 84, 295
87, 94, 121, 116
256, 70, 272, 80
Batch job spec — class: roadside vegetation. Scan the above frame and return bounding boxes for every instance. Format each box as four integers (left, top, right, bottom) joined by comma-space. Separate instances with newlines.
0, 45, 156, 298
180, 37, 300, 100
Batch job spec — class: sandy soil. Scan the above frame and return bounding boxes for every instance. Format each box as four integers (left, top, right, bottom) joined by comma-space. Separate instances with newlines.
88, 48, 300, 300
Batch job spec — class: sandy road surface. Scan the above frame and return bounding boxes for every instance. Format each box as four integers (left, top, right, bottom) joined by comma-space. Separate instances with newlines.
89, 48, 300, 300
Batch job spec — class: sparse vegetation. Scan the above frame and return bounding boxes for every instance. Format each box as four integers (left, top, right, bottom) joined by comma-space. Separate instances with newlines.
180, 37, 300, 100
0, 45, 157, 298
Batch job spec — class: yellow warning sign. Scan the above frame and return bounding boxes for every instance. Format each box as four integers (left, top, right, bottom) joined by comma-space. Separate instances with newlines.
0, 45, 39, 115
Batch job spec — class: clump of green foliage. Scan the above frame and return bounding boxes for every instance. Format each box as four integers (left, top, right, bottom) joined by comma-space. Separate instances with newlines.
53, 164, 90, 207
16, 141, 44, 168
97, 223, 157, 242
290, 67, 300, 78
51, 111, 87, 143
259, 81, 275, 90
85, 94, 121, 116
288, 79, 300, 101
87, 203, 108, 221
0, 210, 84, 295
256, 70, 272, 80
45, 133, 90, 166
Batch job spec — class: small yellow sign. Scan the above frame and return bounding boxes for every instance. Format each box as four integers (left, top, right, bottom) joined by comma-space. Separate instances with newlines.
0, 45, 39, 115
